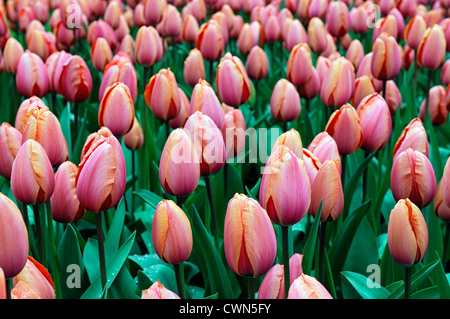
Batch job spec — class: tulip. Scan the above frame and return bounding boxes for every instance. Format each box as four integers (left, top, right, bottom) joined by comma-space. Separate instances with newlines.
316, 56, 331, 83
287, 273, 333, 299
371, 33, 402, 82
299, 67, 321, 101
222, 108, 246, 160
441, 60, 450, 86
385, 80, 403, 114
302, 148, 322, 185
0, 268, 5, 299
325, 104, 363, 155
159, 128, 200, 197
99, 55, 138, 102
87, 20, 118, 52
307, 17, 327, 54
345, 39, 364, 69
98, 82, 135, 137
417, 24, 447, 70
90, 37, 113, 72
272, 128, 303, 159
118, 34, 136, 64
141, 281, 180, 299
257, 253, 304, 299
51, 161, 85, 223
169, 88, 191, 129
404, 15, 427, 50
372, 14, 399, 42
356, 93, 392, 152
159, 4, 183, 38
307, 131, 341, 173
246, 45, 269, 80
152, 200, 193, 265
181, 14, 200, 44
134, 26, 163, 67
11, 257, 55, 299
320, 57, 355, 108
284, 18, 308, 53
352, 75, 376, 108
2, 37, 24, 74
349, 5, 369, 34
326, 0, 350, 39
391, 148, 436, 208
393, 118, 429, 161
0, 193, 28, 279
419, 85, 448, 126
224, 193, 277, 278
46, 50, 72, 95
190, 79, 224, 129
124, 117, 144, 151
80, 126, 113, 162
183, 48, 205, 87
11, 139, 55, 205
143, 0, 166, 25
144, 68, 181, 121
15, 50, 49, 98
26, 29, 56, 62
0, 123, 22, 180
434, 180, 450, 222
270, 78, 301, 122
286, 43, 313, 87
76, 135, 126, 213
58, 54, 92, 103
357, 52, 383, 93
196, 20, 224, 62
21, 108, 69, 167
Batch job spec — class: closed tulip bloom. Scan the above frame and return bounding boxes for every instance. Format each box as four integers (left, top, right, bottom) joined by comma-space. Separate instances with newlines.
417, 24, 447, 70
76, 135, 126, 213
182, 14, 200, 44
316, 56, 331, 83
21, 108, 69, 167
26, 30, 56, 62
159, 4, 182, 38
307, 17, 327, 54
222, 108, 246, 160
287, 43, 313, 86
309, 159, 344, 221
299, 67, 321, 100
98, 82, 135, 136
0, 193, 28, 279
216, 53, 251, 107
357, 52, 383, 92
307, 132, 341, 173
372, 14, 399, 42
190, 79, 224, 129
356, 93, 392, 152
14, 97, 48, 134
144, 68, 181, 121
441, 60, 450, 86
371, 33, 402, 81
391, 148, 436, 208
346, 39, 364, 69
224, 193, 277, 277
385, 80, 403, 114
90, 37, 113, 71
152, 200, 193, 265
141, 281, 180, 299
302, 148, 322, 185
388, 199, 428, 266
159, 128, 200, 196
260, 145, 311, 226
404, 15, 427, 50
320, 57, 355, 108
270, 78, 301, 122
352, 75, 376, 108
326, 0, 350, 38
169, 88, 191, 129
288, 273, 333, 299
59, 55, 92, 103
349, 6, 369, 34
419, 85, 448, 126
325, 104, 363, 155
124, 117, 144, 151
87, 20, 118, 52
0, 123, 22, 180
143, 0, 166, 25
393, 118, 429, 161
434, 180, 450, 222
51, 161, 85, 223
80, 126, 113, 162
196, 20, 224, 61
183, 48, 205, 87
46, 50, 72, 95
272, 128, 303, 159
246, 45, 268, 80
11, 257, 55, 299
99, 55, 138, 102
284, 18, 308, 53
135, 26, 163, 67
11, 139, 55, 204
16, 51, 49, 98
3, 37, 24, 74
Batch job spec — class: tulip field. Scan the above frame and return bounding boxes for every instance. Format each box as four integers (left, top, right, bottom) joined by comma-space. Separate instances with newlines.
2, 0, 450, 303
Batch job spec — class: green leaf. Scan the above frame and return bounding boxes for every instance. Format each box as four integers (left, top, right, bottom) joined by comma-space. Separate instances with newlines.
105, 199, 126, 250
302, 202, 322, 275
134, 189, 164, 211
411, 286, 440, 299
341, 271, 391, 299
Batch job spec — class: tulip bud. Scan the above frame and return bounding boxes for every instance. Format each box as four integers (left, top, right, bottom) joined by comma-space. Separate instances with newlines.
80, 126, 114, 162
352, 75, 376, 108
98, 82, 135, 136
143, 0, 166, 25
124, 117, 144, 151
183, 48, 205, 87
58, 55, 92, 103
152, 200, 193, 265
76, 135, 126, 213
441, 60, 450, 86
404, 15, 427, 50
99, 55, 138, 102
286, 43, 313, 86
196, 20, 224, 61
371, 33, 402, 81
182, 14, 200, 44
141, 280, 180, 299
3, 37, 24, 74
237, 21, 264, 55
222, 108, 246, 160
320, 57, 355, 108
190, 79, 224, 129
169, 88, 191, 129
284, 18, 308, 53
307, 17, 327, 54
0, 123, 22, 180
90, 37, 113, 71
388, 198, 428, 266
434, 180, 450, 222
356, 93, 392, 152
0, 193, 28, 279
346, 39, 364, 69
372, 14, 399, 42
270, 78, 302, 122
11, 139, 55, 204
391, 148, 436, 208
307, 131, 341, 172
393, 118, 429, 161
11, 257, 55, 299
272, 128, 303, 159
302, 148, 322, 185
16, 50, 49, 98
224, 193, 277, 277
246, 45, 269, 80
135, 26, 163, 67
144, 68, 181, 121
326, 0, 350, 38
349, 5, 369, 34
417, 24, 447, 70
419, 85, 448, 126
325, 104, 363, 155
288, 273, 333, 299
51, 161, 85, 223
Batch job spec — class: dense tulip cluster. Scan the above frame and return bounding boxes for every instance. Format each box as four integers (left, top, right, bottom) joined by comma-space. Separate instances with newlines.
0, 0, 449, 304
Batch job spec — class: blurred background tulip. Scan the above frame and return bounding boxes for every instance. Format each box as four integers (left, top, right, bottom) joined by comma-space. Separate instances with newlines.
141, 280, 180, 299
288, 273, 332, 299
15, 50, 49, 98
270, 78, 301, 122
0, 122, 22, 180
320, 57, 355, 108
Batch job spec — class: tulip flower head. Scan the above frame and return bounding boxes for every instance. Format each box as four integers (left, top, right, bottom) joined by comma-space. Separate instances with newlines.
141, 281, 180, 299
287, 273, 333, 299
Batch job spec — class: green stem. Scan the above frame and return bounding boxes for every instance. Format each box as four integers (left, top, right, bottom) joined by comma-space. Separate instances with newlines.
362, 151, 370, 202
131, 150, 135, 215
96, 212, 107, 294
165, 120, 170, 141
443, 222, 450, 267
425, 69, 432, 121
209, 60, 215, 86
6, 278, 11, 299
46, 201, 61, 299
33, 204, 45, 266
281, 225, 290, 298
177, 196, 185, 209
318, 221, 327, 285
412, 52, 419, 119
248, 277, 255, 299
382, 80, 387, 101
204, 175, 219, 249
404, 266, 412, 299
174, 263, 186, 299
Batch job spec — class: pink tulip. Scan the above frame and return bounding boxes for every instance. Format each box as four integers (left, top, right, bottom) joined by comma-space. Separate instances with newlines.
307, 132, 341, 173
58, 54, 92, 103
351, 75, 376, 108
99, 55, 138, 102
307, 17, 327, 54
320, 57, 355, 108
143, 0, 166, 25
393, 118, 429, 161
371, 32, 402, 81
270, 78, 301, 122
196, 20, 224, 61
288, 273, 333, 299
326, 0, 350, 38
417, 24, 447, 70
0, 123, 22, 180
221, 107, 246, 160
286, 43, 313, 86
190, 79, 224, 129
404, 15, 427, 50
90, 37, 113, 72
124, 117, 144, 151
419, 85, 448, 126
134, 26, 163, 67
11, 257, 55, 299
141, 281, 180, 299
16, 50, 49, 98
246, 45, 269, 80
2, 37, 24, 74
183, 48, 205, 87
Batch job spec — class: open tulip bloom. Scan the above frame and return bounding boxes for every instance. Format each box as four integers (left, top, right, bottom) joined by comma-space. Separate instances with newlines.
1, 0, 450, 306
